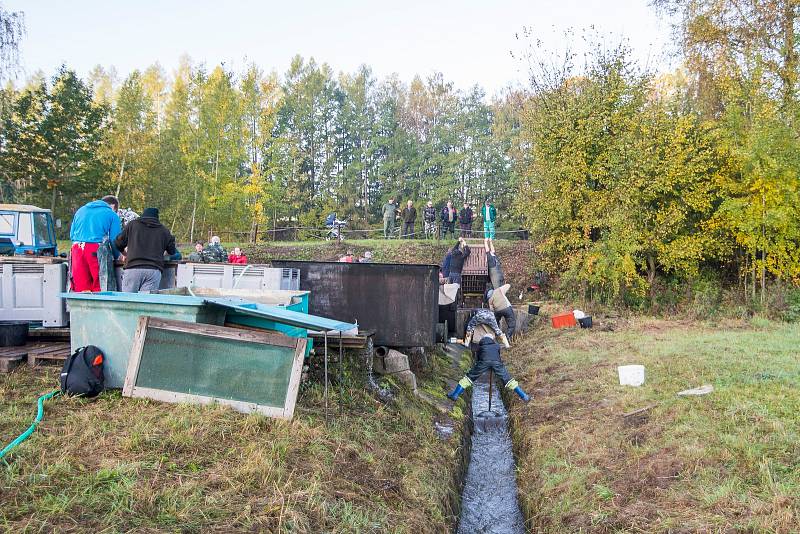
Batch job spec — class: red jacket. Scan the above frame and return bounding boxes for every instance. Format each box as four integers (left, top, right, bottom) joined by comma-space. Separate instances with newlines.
228, 254, 248, 264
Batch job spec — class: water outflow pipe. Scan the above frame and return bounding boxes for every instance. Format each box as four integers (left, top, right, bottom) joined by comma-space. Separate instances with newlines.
375, 346, 389, 358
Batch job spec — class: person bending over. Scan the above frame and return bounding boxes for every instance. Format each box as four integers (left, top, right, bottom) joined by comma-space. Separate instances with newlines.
487, 284, 516, 337
447, 331, 530, 403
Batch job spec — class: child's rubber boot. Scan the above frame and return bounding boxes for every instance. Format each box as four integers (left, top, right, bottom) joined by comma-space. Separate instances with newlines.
514, 386, 531, 402
447, 384, 465, 401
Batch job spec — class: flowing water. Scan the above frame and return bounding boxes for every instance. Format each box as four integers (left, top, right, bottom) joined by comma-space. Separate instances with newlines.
457, 375, 525, 534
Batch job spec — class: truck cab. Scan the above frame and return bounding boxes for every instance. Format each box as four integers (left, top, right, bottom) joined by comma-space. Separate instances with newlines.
0, 204, 58, 256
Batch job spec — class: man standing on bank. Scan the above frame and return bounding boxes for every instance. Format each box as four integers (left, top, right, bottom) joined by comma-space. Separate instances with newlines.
400, 200, 417, 239
459, 202, 474, 238
441, 200, 458, 239
69, 195, 122, 292
423, 201, 437, 239
382, 197, 398, 239
115, 207, 178, 293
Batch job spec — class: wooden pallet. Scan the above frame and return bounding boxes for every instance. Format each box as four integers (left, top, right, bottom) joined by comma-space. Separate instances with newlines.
0, 345, 30, 372
27, 343, 71, 367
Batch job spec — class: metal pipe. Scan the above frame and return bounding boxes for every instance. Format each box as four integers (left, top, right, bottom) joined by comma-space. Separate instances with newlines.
324, 331, 328, 422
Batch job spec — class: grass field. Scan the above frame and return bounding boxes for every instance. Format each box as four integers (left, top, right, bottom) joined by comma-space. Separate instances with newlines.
0, 352, 465, 533
506, 316, 800, 533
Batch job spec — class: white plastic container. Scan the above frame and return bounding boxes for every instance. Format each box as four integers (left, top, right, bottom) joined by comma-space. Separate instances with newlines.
618, 365, 645, 386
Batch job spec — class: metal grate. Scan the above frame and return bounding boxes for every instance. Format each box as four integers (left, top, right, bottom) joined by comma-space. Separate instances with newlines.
193, 264, 225, 275
11, 264, 45, 274
461, 274, 488, 295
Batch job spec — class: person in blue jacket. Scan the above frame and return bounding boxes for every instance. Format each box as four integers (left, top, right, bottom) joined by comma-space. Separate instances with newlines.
69, 195, 121, 292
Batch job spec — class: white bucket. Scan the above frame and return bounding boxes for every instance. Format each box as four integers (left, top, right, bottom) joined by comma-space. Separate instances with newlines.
618, 365, 645, 387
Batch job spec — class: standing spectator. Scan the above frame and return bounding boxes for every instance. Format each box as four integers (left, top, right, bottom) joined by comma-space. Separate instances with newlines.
487, 284, 516, 337
481, 199, 497, 239
188, 242, 207, 263
115, 207, 178, 293
459, 202, 474, 238
448, 237, 471, 285
400, 200, 417, 239
228, 247, 248, 264
423, 201, 437, 239
205, 236, 227, 262
69, 195, 121, 292
382, 198, 398, 239
440, 200, 458, 239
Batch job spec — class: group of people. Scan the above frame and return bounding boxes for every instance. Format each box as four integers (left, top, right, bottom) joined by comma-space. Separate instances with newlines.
69, 195, 180, 293
69, 195, 249, 295
381, 198, 499, 240
188, 239, 248, 265
441, 236, 531, 404
338, 250, 373, 263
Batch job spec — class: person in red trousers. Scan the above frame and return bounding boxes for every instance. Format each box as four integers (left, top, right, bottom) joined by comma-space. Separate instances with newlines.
69, 195, 121, 292
228, 247, 248, 264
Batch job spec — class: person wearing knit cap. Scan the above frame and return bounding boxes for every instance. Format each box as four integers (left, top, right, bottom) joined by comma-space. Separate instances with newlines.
114, 207, 179, 293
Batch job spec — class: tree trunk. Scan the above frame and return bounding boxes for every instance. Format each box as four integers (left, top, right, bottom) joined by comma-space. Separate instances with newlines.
190, 186, 197, 243
647, 254, 657, 303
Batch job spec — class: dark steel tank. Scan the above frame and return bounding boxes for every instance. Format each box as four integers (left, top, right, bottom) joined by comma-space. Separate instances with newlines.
270, 260, 439, 347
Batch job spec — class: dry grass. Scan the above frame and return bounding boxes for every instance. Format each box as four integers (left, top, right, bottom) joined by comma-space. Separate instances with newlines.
0, 352, 464, 533
505, 316, 800, 533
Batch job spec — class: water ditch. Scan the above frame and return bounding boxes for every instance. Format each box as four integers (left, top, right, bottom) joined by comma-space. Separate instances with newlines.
453, 348, 525, 534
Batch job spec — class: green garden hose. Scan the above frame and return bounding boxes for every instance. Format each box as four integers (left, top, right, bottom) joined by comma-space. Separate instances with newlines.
0, 390, 60, 462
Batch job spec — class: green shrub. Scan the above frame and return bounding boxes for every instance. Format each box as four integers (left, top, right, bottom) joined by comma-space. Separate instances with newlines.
782, 288, 800, 322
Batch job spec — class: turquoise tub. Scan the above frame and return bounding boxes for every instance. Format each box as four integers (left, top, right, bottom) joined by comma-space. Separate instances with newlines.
63, 292, 226, 388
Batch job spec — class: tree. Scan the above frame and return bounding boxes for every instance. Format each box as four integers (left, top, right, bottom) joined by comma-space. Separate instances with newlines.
0, 68, 107, 219
0, 3, 24, 80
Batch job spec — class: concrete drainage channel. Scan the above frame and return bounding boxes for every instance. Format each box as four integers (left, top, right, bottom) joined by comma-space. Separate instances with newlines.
448, 343, 526, 534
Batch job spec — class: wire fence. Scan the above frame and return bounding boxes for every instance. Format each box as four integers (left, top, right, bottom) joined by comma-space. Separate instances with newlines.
204, 225, 529, 244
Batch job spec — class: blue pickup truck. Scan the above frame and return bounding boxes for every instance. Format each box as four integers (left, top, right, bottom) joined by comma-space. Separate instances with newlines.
0, 204, 59, 256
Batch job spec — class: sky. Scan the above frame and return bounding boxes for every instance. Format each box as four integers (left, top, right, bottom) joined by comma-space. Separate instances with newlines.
5, 0, 677, 97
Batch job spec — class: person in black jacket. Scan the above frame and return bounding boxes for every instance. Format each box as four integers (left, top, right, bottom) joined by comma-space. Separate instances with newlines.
459, 202, 474, 237
400, 200, 417, 239
440, 200, 458, 239
447, 237, 470, 285
115, 207, 179, 293
447, 335, 530, 402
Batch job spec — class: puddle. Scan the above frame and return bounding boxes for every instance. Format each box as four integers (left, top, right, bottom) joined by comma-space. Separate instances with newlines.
457, 375, 525, 534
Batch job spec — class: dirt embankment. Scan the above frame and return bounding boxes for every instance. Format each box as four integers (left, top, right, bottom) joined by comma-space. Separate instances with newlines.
248, 240, 540, 301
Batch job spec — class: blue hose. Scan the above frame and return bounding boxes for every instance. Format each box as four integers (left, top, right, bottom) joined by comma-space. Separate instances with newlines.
0, 390, 60, 462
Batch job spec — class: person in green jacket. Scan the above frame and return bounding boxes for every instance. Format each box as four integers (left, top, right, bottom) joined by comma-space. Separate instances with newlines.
481, 199, 497, 239
382, 198, 398, 239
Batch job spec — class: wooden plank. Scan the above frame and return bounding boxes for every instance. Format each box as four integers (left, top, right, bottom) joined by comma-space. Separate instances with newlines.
0, 355, 25, 373
148, 317, 296, 348
0, 346, 28, 358
28, 327, 70, 341
123, 315, 150, 398
283, 338, 308, 419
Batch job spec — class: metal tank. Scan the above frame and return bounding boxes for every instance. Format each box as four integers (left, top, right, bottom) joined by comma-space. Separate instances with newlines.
270, 260, 439, 348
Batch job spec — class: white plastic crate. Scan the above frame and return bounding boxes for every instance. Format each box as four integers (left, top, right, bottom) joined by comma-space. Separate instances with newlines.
0, 260, 68, 327
176, 263, 300, 291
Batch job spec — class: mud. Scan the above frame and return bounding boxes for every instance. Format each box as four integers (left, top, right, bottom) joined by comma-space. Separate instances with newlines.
457, 374, 525, 534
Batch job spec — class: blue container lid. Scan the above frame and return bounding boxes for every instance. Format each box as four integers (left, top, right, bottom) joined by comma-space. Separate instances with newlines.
61, 291, 207, 306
